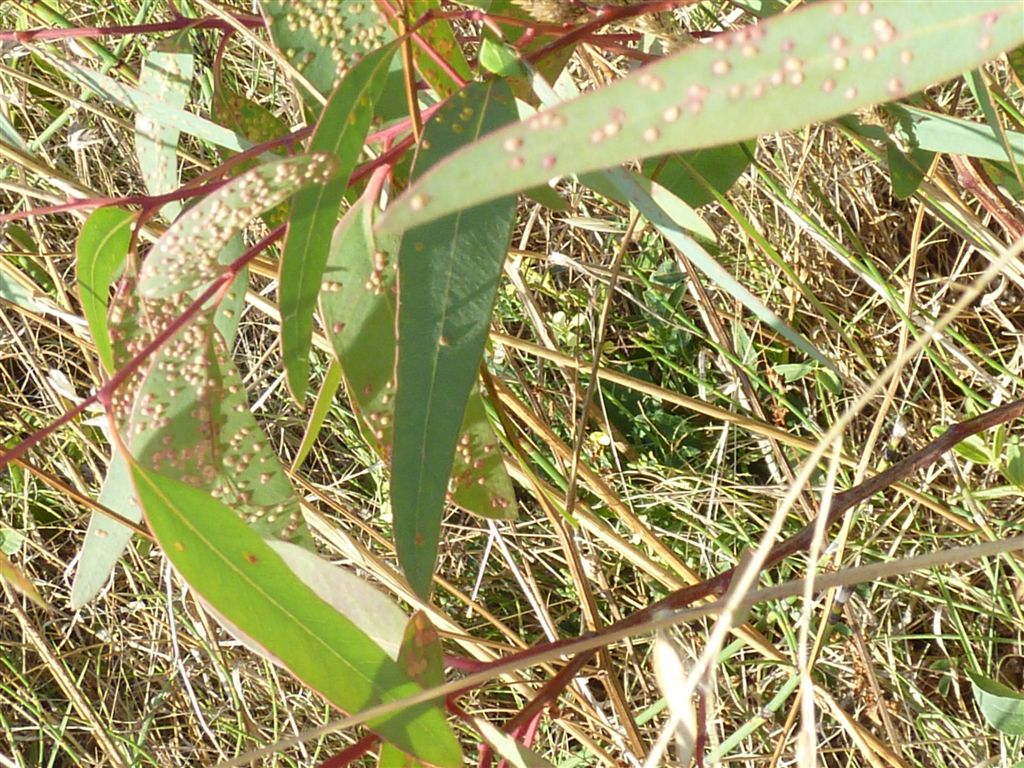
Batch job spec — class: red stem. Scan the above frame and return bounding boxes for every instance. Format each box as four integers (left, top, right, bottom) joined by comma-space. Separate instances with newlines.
0, 14, 264, 43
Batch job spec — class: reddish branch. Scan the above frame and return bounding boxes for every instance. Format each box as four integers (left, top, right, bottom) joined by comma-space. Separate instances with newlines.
0, 14, 264, 43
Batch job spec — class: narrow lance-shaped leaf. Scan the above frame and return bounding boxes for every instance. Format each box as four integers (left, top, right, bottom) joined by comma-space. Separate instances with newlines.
135, 31, 194, 221
320, 199, 516, 520
379, 1, 1024, 233
280, 43, 397, 402
128, 461, 461, 766
391, 80, 519, 598
70, 451, 141, 610
76, 206, 134, 374
138, 153, 337, 298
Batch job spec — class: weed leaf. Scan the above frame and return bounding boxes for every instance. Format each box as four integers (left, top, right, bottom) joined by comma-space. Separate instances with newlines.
968, 669, 1024, 736
380, 1, 1024, 232
128, 461, 462, 765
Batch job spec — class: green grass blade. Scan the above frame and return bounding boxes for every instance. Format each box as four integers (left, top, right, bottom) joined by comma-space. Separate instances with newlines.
280, 43, 396, 402
135, 31, 193, 221
75, 206, 134, 374
379, 1, 1024, 233
138, 153, 337, 299
391, 80, 518, 598
128, 461, 462, 766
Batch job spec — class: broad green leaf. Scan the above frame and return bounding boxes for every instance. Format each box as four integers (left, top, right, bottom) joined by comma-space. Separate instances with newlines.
0, 528, 23, 556
128, 462, 461, 766
642, 143, 754, 209
886, 141, 933, 200
76, 206, 134, 373
212, 85, 291, 157
135, 32, 194, 221
268, 541, 408, 660
968, 669, 1024, 736
479, 37, 527, 78
379, 1, 1024, 233
320, 199, 517, 521
379, 612, 447, 768
260, 0, 395, 106
391, 80, 518, 598
70, 451, 141, 609
138, 153, 337, 298
280, 43, 396, 402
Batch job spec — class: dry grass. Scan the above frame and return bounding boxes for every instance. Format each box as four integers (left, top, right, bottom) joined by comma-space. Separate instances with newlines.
2, 1, 1024, 766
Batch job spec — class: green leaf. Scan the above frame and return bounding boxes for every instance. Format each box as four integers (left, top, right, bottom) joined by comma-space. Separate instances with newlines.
886, 103, 1024, 165
260, 0, 395, 107
320, 199, 517, 521
886, 141, 932, 200
379, 612, 447, 768
138, 153, 337, 298
290, 359, 343, 470
641, 143, 754, 209
212, 85, 291, 157
379, 1, 1024, 233
1002, 441, 1024, 489
127, 314, 312, 547
280, 43, 396, 402
76, 206, 134, 373
386, 0, 472, 98
479, 37, 526, 77
135, 32, 194, 221
967, 669, 1024, 736
70, 451, 142, 610
391, 80, 519, 598
128, 462, 461, 766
